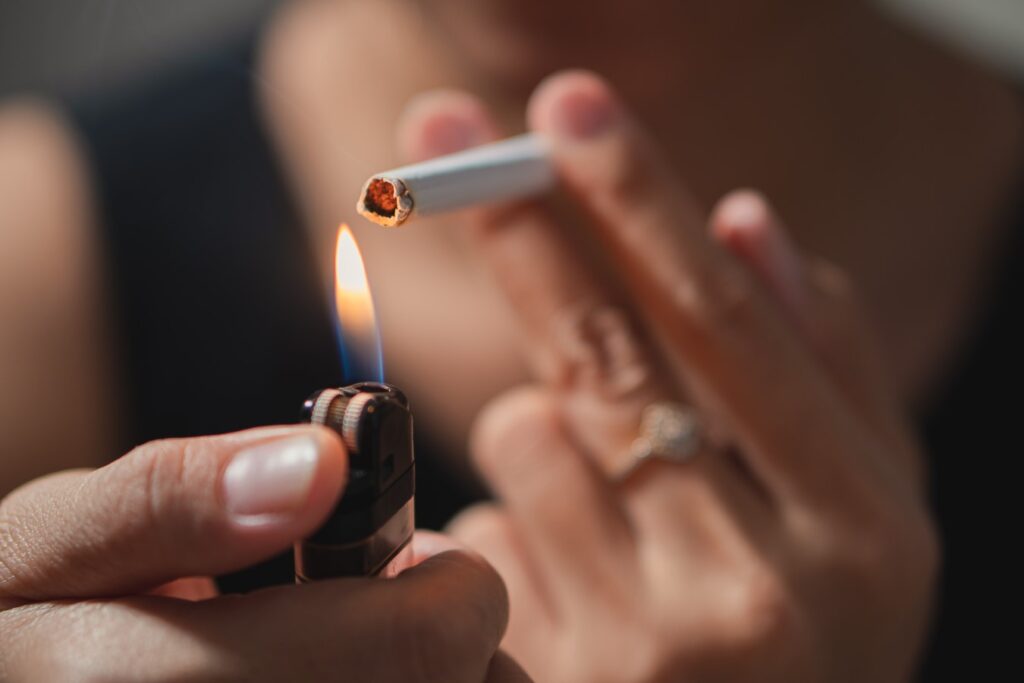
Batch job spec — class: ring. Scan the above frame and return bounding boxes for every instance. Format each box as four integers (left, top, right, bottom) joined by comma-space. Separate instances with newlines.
618, 402, 704, 479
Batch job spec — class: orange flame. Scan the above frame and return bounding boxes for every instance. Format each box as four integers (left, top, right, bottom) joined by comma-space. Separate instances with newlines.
334, 225, 383, 381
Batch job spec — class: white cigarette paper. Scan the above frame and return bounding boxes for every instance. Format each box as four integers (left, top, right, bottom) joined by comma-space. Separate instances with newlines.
357, 133, 555, 227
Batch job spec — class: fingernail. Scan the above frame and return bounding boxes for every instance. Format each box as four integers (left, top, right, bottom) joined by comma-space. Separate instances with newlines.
548, 86, 620, 139
223, 435, 319, 522
718, 191, 770, 229
721, 192, 805, 312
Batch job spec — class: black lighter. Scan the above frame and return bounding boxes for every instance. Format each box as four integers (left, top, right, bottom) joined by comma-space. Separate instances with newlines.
295, 382, 415, 581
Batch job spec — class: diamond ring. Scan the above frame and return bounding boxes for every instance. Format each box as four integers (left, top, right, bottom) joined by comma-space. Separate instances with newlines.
618, 402, 704, 479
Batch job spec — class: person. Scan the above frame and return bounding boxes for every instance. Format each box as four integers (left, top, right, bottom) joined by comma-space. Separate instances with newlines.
0, 0, 1020, 679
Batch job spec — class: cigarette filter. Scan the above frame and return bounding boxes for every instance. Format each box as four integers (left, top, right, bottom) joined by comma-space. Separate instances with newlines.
357, 133, 555, 227
295, 382, 415, 581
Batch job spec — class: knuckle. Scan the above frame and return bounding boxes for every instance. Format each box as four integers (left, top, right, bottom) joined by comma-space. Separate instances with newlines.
133, 439, 189, 524
470, 388, 555, 479
722, 568, 796, 648
799, 513, 879, 580
124, 437, 216, 546
806, 258, 866, 342
671, 261, 759, 334
548, 305, 655, 400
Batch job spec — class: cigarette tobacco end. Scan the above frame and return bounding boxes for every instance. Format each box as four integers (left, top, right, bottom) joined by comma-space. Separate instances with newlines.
367, 179, 398, 214
357, 176, 412, 227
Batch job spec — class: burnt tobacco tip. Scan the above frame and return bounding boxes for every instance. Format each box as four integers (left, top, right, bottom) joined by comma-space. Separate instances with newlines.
364, 179, 398, 218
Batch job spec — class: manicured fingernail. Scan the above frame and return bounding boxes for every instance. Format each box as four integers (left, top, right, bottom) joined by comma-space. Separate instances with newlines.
548, 85, 620, 139
719, 191, 770, 229
721, 192, 805, 312
223, 435, 319, 522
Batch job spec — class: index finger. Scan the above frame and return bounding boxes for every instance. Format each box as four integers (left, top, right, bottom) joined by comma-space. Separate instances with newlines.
527, 72, 877, 508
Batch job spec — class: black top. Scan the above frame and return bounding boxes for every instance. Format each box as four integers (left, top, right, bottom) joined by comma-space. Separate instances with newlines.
64, 34, 1019, 680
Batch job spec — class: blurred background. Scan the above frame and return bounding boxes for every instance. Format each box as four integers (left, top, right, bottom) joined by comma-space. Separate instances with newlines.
2, 0, 1024, 96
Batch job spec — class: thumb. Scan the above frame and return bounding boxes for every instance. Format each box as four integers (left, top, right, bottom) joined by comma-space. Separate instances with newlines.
0, 426, 347, 601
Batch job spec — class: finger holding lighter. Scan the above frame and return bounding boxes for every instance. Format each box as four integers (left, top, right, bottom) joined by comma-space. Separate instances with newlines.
0, 425, 530, 682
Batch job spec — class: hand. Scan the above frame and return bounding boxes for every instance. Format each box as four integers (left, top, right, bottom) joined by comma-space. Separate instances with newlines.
0, 426, 529, 682
397, 73, 938, 682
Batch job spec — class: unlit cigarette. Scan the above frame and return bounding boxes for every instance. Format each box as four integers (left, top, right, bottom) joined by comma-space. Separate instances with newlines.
356, 133, 555, 227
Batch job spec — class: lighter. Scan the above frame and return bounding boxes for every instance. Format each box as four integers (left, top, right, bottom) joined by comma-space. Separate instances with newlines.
295, 381, 415, 581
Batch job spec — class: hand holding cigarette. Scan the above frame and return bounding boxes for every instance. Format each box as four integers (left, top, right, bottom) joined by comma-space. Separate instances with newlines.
395, 72, 938, 682
0, 427, 529, 682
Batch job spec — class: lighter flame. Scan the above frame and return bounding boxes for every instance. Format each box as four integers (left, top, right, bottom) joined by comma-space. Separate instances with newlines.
334, 225, 383, 381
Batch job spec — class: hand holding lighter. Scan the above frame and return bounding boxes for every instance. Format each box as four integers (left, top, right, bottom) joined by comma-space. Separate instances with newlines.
295, 382, 415, 581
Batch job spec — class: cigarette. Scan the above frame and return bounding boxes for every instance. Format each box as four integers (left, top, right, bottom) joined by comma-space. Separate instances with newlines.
356, 133, 555, 227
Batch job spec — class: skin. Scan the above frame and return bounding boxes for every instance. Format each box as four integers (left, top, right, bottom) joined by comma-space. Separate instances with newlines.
411, 72, 938, 681
260, 0, 1022, 455
0, 425, 529, 682
0, 0, 1019, 679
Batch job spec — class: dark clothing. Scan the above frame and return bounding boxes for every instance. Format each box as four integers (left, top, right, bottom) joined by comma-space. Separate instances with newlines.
64, 34, 1018, 679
